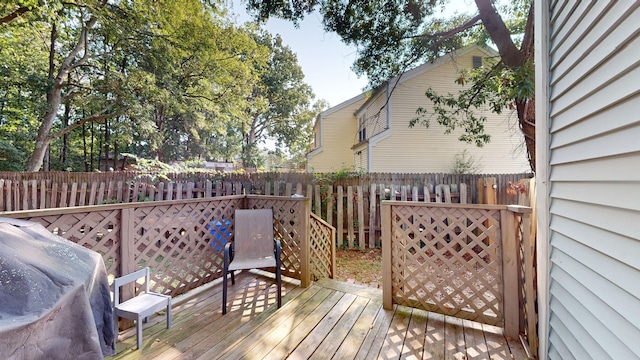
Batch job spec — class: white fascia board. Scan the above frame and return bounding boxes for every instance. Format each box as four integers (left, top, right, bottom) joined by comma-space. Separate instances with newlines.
534, 0, 551, 358
321, 92, 368, 118
389, 44, 499, 87
307, 146, 323, 158
369, 128, 392, 148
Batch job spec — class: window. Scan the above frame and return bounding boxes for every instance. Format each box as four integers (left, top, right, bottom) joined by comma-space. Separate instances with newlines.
359, 127, 366, 142
357, 115, 366, 142
472, 56, 483, 69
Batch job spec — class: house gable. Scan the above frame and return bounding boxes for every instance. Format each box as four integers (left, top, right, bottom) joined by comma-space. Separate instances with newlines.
367, 46, 529, 173
309, 44, 530, 174
306, 94, 366, 172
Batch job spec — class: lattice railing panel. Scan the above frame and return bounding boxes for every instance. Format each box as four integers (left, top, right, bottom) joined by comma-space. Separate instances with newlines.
309, 213, 335, 280
517, 214, 528, 330
15, 210, 122, 274
516, 211, 538, 354
248, 197, 306, 280
4, 195, 328, 298
132, 199, 241, 296
389, 205, 504, 326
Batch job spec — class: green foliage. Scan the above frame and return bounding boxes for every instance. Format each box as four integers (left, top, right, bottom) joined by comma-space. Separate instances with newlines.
450, 149, 482, 174
0, 0, 322, 172
0, 140, 25, 171
313, 166, 365, 185
238, 30, 317, 168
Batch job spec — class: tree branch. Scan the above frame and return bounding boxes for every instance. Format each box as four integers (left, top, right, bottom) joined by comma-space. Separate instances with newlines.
520, 1, 535, 61
0, 4, 39, 24
474, 0, 523, 67
404, 15, 482, 41
49, 109, 119, 140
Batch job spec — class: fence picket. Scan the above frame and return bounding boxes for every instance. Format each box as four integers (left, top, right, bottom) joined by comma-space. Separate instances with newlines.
443, 185, 451, 203
106, 181, 114, 203
357, 186, 365, 249
50, 182, 57, 208
0, 171, 531, 248
60, 183, 68, 208
347, 186, 354, 249
69, 182, 77, 207
89, 182, 97, 205
164, 183, 172, 201
337, 186, 343, 246
460, 183, 468, 204
326, 185, 333, 226
314, 185, 321, 217
0, 180, 4, 211
369, 184, 377, 248
205, 180, 212, 198
22, 180, 28, 210
30, 180, 38, 209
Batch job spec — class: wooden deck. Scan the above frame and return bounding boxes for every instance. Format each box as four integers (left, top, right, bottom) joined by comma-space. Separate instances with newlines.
108, 271, 531, 360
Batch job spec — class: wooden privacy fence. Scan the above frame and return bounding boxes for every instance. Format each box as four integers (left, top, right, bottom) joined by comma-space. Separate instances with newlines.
381, 201, 536, 348
0, 195, 336, 298
0, 171, 532, 209
0, 172, 532, 250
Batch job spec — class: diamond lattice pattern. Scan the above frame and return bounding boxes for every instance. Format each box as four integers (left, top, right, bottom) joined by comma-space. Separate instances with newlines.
390, 205, 504, 326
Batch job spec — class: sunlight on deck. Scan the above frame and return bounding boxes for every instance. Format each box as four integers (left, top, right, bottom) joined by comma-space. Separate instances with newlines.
110, 271, 530, 360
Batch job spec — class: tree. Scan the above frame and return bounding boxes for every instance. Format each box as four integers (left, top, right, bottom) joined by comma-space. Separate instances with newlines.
238, 31, 317, 168
1, 0, 266, 171
116, 1, 266, 163
2, 1, 324, 171
242, 0, 536, 171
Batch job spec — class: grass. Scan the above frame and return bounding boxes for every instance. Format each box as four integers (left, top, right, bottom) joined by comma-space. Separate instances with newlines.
334, 247, 382, 287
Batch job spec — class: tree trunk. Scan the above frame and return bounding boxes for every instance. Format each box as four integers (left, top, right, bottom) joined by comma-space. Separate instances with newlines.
61, 100, 70, 168
26, 16, 97, 171
83, 123, 89, 172
516, 97, 536, 172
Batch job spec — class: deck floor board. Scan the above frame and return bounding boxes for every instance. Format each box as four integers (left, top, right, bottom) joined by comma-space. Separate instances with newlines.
108, 271, 530, 360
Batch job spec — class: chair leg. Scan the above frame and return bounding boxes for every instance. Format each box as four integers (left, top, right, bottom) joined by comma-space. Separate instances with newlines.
222, 266, 228, 315
275, 240, 282, 308
276, 265, 282, 308
136, 315, 143, 349
166, 302, 172, 328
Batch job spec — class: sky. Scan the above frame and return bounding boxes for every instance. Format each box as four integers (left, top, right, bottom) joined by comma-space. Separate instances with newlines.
229, 1, 477, 107
229, 3, 369, 107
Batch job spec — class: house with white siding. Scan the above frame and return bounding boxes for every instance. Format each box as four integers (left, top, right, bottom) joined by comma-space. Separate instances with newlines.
535, 1, 640, 359
307, 44, 530, 174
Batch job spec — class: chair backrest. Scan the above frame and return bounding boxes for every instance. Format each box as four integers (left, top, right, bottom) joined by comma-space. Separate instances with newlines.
113, 267, 150, 306
233, 209, 274, 261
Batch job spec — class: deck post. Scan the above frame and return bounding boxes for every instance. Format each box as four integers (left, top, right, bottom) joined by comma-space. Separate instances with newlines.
119, 207, 136, 329
300, 198, 311, 287
381, 202, 392, 309
501, 209, 519, 339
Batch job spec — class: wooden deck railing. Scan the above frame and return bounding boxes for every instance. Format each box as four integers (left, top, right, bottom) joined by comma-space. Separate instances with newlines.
308, 213, 336, 282
0, 195, 335, 295
0, 173, 533, 250
381, 201, 535, 345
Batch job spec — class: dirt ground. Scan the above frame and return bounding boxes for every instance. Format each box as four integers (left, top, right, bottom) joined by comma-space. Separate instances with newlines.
334, 247, 383, 288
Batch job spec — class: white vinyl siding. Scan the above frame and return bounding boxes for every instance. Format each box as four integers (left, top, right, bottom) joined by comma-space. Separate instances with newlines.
541, 1, 640, 359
